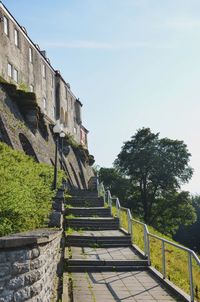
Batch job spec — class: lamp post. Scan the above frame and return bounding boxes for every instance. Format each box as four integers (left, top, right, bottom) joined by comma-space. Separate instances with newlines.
60, 131, 65, 170
53, 122, 62, 190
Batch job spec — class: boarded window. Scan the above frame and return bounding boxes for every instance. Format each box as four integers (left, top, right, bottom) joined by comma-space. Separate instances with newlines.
42, 63, 46, 78
3, 16, 9, 36
29, 47, 33, 63
7, 63, 12, 77
14, 29, 19, 47
13, 68, 18, 83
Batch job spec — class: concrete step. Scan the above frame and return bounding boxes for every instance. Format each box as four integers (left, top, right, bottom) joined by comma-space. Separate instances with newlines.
65, 207, 111, 217
66, 217, 119, 230
66, 242, 131, 247
66, 235, 132, 247
67, 259, 148, 266
66, 265, 149, 272
66, 197, 104, 208
70, 190, 98, 198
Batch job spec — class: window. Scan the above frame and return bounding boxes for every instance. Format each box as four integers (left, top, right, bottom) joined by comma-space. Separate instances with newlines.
3, 16, 9, 36
65, 87, 68, 99
30, 85, 34, 92
42, 63, 46, 79
7, 63, 12, 77
13, 68, 18, 83
29, 47, 33, 63
43, 97, 47, 111
14, 29, 19, 47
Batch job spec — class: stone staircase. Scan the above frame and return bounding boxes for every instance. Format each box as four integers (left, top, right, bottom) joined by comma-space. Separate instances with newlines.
63, 189, 181, 302
65, 191, 119, 230
64, 190, 148, 272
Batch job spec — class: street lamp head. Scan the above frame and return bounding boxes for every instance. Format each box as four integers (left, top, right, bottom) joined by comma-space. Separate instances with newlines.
60, 131, 65, 138
53, 122, 61, 134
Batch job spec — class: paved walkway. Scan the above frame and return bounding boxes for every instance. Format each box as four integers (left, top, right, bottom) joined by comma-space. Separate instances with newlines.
70, 246, 141, 260
69, 230, 127, 237
72, 271, 179, 302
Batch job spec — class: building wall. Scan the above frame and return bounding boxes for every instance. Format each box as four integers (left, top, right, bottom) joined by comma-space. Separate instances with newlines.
0, 9, 55, 121
0, 2, 88, 146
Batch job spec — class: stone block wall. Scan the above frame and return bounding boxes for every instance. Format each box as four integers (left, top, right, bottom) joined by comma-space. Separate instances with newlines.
0, 229, 62, 302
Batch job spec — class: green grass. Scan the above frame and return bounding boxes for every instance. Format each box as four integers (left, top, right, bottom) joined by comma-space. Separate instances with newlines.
0, 142, 64, 236
111, 203, 200, 301
65, 214, 76, 219
65, 228, 84, 235
66, 227, 74, 235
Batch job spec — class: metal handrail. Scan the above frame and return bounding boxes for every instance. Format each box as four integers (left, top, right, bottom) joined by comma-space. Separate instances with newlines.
97, 181, 200, 302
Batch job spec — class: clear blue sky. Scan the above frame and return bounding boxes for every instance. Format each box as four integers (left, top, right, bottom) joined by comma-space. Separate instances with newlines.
2, 0, 200, 194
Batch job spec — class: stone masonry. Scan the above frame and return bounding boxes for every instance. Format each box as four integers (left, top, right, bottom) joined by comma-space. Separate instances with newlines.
0, 229, 62, 302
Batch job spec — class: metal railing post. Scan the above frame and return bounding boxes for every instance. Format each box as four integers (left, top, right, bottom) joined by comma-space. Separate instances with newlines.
108, 191, 112, 209
116, 199, 121, 227
127, 209, 132, 235
144, 226, 150, 266
132, 219, 134, 243
144, 224, 147, 257
188, 252, 194, 302
162, 241, 166, 279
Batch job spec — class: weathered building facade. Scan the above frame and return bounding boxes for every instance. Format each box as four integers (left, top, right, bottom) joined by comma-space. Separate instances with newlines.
0, 1, 88, 146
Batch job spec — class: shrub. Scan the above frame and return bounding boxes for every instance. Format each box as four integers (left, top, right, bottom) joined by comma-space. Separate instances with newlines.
0, 142, 64, 236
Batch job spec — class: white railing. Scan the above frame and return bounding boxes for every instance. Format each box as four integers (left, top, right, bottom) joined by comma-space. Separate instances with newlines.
98, 182, 200, 302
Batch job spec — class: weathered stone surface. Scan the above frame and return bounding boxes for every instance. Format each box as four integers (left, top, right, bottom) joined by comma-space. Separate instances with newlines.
7, 275, 24, 290
0, 229, 62, 301
0, 291, 13, 302
0, 264, 10, 278
30, 282, 43, 297
30, 256, 45, 270
30, 248, 40, 260
6, 250, 30, 262
12, 262, 29, 275
0, 252, 6, 263
48, 211, 63, 228
24, 271, 41, 286
14, 287, 31, 302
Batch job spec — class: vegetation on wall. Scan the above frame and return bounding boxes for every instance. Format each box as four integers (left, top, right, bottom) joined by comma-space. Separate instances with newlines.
64, 133, 95, 166
0, 142, 64, 236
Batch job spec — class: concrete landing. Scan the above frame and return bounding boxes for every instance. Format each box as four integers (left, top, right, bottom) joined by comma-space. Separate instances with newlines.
70, 271, 179, 302
68, 230, 126, 237
69, 246, 141, 261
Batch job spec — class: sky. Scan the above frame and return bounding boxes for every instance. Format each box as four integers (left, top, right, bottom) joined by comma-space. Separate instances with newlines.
2, 0, 200, 194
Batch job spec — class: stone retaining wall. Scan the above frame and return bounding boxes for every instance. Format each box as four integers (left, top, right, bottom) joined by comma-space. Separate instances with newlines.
0, 229, 62, 302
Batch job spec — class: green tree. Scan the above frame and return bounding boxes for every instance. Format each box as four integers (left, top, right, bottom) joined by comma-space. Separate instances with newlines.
174, 195, 200, 251
99, 167, 130, 204
114, 128, 196, 233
